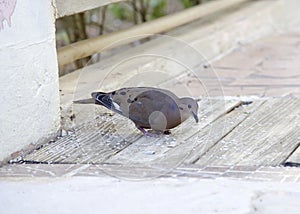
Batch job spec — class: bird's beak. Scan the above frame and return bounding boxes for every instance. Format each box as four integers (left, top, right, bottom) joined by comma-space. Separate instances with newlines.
192, 111, 199, 123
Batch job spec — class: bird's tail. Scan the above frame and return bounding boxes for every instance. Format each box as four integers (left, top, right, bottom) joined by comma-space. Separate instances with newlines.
74, 92, 121, 114
73, 98, 95, 104
73, 92, 109, 105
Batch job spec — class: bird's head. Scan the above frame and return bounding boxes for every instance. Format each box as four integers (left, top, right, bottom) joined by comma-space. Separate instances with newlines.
179, 97, 199, 123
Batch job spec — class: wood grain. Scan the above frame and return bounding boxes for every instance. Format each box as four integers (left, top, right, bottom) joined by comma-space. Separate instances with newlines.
106, 99, 242, 165
195, 98, 300, 166
17, 98, 241, 165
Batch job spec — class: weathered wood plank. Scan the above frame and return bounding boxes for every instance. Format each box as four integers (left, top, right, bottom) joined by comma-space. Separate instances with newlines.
195, 98, 300, 166
105, 99, 242, 165
3, 163, 300, 182
157, 99, 265, 166
18, 99, 206, 164
55, 0, 126, 18
285, 147, 300, 166
19, 98, 241, 165
14, 97, 299, 170
20, 114, 141, 164
284, 128, 300, 166
0, 164, 89, 177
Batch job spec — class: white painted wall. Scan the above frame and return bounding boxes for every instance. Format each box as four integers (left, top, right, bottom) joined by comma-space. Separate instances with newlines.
0, 0, 60, 162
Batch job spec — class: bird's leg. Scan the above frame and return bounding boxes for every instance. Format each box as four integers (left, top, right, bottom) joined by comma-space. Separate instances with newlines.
136, 125, 149, 135
135, 125, 158, 137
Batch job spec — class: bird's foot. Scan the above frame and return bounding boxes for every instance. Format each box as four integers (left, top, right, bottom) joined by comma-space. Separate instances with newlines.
144, 131, 160, 138
136, 126, 161, 138
163, 130, 171, 135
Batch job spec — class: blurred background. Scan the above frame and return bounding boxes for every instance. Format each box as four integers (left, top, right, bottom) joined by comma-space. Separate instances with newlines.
56, 0, 213, 76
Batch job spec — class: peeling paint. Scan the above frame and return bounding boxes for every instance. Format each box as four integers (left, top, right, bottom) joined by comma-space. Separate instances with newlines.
0, 0, 17, 30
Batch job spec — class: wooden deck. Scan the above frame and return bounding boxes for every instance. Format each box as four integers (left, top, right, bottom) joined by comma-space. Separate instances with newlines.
3, 0, 300, 180
7, 97, 300, 179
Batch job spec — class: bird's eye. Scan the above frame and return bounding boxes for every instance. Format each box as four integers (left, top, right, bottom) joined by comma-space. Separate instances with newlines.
188, 104, 192, 109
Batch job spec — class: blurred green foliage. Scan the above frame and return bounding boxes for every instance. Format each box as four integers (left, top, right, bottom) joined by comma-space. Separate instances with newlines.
150, 0, 166, 20
107, 0, 205, 22
107, 0, 167, 23
179, 0, 201, 8
108, 3, 131, 20
57, 0, 212, 73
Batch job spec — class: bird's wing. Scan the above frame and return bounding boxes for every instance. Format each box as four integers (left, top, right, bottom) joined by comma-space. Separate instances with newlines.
128, 90, 180, 128
92, 92, 123, 115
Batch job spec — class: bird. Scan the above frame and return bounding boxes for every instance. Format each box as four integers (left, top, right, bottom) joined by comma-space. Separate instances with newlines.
74, 87, 199, 136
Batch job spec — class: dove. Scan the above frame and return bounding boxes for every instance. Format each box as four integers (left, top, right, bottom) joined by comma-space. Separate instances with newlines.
74, 87, 199, 136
